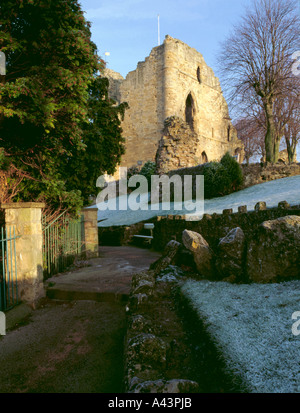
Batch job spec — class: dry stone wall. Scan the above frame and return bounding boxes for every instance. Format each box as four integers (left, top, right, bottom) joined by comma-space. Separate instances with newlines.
98, 202, 300, 253
124, 270, 201, 393
150, 203, 300, 252
241, 163, 300, 188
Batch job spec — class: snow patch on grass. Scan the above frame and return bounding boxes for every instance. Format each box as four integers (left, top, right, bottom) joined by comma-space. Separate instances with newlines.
94, 175, 300, 227
180, 279, 300, 393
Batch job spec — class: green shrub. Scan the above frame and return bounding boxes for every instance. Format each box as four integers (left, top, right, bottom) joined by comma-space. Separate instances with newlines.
220, 152, 244, 191
202, 153, 244, 199
203, 162, 230, 198
139, 161, 156, 183
127, 165, 140, 182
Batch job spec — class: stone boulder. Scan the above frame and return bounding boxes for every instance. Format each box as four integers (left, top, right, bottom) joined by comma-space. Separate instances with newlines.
182, 230, 213, 278
150, 240, 181, 275
131, 271, 155, 290
174, 245, 197, 271
129, 315, 152, 334
131, 379, 200, 393
127, 333, 168, 370
215, 227, 245, 282
128, 271, 156, 312
247, 215, 300, 283
255, 201, 267, 211
131, 279, 155, 296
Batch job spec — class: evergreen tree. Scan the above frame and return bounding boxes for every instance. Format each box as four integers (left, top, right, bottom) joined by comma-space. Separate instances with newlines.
66, 77, 128, 202
0, 0, 127, 213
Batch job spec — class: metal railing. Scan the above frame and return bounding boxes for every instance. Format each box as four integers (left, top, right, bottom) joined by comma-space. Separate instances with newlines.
42, 211, 84, 279
0, 226, 19, 311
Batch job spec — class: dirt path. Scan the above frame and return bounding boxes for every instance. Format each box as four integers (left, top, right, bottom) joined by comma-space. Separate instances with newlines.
0, 300, 126, 393
0, 246, 160, 393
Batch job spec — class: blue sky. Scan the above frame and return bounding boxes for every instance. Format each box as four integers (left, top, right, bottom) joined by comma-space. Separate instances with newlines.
78, 0, 299, 159
79, 0, 252, 80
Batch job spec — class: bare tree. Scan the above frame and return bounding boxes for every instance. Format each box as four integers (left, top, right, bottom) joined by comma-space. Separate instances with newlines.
219, 0, 300, 163
282, 95, 300, 163
235, 89, 300, 164
234, 117, 265, 163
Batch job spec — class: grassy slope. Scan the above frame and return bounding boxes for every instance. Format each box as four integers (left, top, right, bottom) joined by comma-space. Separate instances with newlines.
181, 279, 300, 393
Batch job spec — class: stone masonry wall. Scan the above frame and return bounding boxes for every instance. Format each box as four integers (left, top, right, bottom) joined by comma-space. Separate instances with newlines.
104, 68, 123, 104
105, 36, 244, 179
107, 45, 165, 172
98, 204, 300, 252
241, 163, 300, 188
161, 36, 243, 162
151, 204, 300, 252
155, 116, 202, 174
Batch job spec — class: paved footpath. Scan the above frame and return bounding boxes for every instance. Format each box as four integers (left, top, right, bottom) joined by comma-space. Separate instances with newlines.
0, 246, 160, 393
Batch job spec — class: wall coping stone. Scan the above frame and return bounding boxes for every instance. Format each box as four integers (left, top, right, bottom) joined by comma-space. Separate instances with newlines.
223, 208, 233, 215
1, 202, 45, 209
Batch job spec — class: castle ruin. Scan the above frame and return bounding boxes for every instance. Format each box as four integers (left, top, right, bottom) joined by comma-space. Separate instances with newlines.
105, 35, 244, 178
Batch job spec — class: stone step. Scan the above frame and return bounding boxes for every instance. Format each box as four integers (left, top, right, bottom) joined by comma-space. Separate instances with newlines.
46, 286, 128, 304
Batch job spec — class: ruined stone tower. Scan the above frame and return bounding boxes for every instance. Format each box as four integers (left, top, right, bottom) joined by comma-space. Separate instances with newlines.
105, 35, 244, 178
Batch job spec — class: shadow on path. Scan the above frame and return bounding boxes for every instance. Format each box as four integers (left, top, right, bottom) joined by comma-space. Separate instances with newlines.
0, 246, 160, 393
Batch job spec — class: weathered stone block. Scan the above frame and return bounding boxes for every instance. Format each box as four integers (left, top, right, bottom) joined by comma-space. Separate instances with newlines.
129, 315, 152, 334
127, 333, 168, 369
255, 201, 267, 211
149, 240, 181, 275
182, 229, 213, 278
278, 200, 290, 209
131, 279, 155, 296
247, 215, 300, 282
216, 227, 245, 281
131, 379, 200, 393
81, 208, 99, 257
131, 271, 156, 290
1, 203, 45, 306
238, 205, 247, 213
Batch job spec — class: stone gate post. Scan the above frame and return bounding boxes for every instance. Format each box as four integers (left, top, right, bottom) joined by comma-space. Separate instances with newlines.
81, 208, 99, 258
1, 202, 45, 307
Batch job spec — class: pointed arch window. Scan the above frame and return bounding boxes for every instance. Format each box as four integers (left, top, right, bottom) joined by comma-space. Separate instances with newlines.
201, 151, 208, 163
227, 125, 231, 141
197, 67, 201, 83
185, 93, 196, 130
